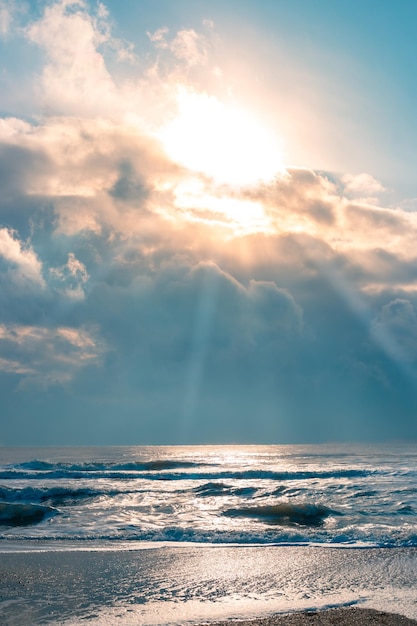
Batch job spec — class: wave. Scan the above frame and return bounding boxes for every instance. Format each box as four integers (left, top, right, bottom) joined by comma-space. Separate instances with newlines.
0, 502, 58, 527
193, 482, 258, 497
13, 459, 206, 472
351, 490, 378, 498
0, 467, 378, 482
0, 486, 130, 507
396, 505, 416, 515
3, 525, 416, 548
222, 502, 339, 527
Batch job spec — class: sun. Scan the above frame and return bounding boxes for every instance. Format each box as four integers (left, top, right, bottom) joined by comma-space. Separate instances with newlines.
158, 88, 285, 187
155, 88, 285, 235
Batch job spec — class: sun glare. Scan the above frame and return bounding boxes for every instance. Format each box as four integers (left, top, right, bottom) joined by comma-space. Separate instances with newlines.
172, 178, 272, 235
158, 89, 285, 187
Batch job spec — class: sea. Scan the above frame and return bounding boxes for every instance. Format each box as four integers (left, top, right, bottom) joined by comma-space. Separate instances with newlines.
1, 444, 417, 624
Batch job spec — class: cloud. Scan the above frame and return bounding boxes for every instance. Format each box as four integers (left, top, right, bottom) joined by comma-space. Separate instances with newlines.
24, 0, 132, 116
0, 0, 12, 37
147, 26, 169, 47
0, 138, 52, 200
0, 114, 177, 236
0, 227, 45, 287
148, 24, 210, 67
2, 1, 417, 442
371, 299, 417, 365
247, 279, 303, 337
50, 252, 89, 300
341, 172, 386, 204
170, 29, 208, 66
0, 323, 105, 387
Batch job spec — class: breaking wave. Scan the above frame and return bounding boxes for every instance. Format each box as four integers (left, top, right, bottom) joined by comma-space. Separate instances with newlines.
0, 486, 130, 507
222, 503, 338, 527
0, 465, 377, 482
13, 459, 206, 472
1, 445, 416, 548
0, 502, 58, 527
193, 482, 258, 497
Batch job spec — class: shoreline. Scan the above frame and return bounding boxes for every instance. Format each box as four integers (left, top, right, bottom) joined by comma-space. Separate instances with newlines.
0, 537, 415, 552
1, 546, 417, 625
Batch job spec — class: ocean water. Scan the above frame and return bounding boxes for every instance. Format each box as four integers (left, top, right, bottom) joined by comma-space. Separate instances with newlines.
1, 444, 416, 548
1, 444, 417, 624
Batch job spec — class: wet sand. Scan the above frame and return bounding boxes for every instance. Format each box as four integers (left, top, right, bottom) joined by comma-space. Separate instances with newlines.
1, 547, 417, 625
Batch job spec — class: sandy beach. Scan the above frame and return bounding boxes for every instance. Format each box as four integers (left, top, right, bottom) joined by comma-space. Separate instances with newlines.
1, 546, 417, 625
202, 608, 417, 626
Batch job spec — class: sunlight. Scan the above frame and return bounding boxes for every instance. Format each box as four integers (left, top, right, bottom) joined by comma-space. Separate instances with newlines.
158, 89, 285, 187
172, 178, 273, 235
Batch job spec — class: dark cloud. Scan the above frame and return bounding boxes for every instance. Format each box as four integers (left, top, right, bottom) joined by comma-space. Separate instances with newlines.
371, 299, 417, 365
0, 143, 51, 199
109, 160, 150, 202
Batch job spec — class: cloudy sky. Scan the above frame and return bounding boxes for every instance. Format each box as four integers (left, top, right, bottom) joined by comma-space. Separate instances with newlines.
1, 0, 417, 445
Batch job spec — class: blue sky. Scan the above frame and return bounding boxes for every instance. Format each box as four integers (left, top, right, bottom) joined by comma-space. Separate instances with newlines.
1, 0, 417, 444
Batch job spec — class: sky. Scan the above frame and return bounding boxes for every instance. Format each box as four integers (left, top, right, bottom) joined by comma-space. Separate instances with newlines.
1, 0, 417, 445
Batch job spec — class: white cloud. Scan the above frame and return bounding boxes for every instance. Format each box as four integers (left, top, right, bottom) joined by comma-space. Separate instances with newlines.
0, 117, 33, 138
50, 252, 89, 300
147, 25, 209, 67
342, 173, 386, 204
147, 26, 169, 47
25, 0, 126, 116
0, 228, 45, 287
170, 29, 208, 66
